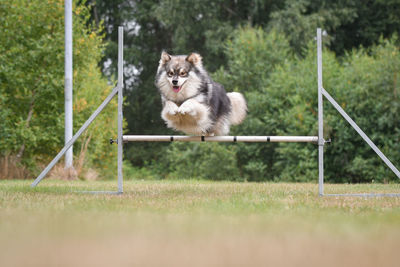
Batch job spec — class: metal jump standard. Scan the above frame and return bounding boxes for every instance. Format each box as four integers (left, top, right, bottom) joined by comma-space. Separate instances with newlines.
31, 27, 400, 196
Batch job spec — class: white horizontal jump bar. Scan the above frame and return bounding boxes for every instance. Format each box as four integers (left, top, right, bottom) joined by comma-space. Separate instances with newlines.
123, 135, 318, 143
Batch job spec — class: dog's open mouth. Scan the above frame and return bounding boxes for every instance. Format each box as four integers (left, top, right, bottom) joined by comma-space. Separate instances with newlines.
172, 86, 181, 93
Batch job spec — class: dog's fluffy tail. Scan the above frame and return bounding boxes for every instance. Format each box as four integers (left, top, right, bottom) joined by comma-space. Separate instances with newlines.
227, 92, 247, 125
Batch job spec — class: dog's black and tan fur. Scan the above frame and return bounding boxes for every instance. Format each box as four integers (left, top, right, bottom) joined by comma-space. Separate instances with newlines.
155, 52, 247, 135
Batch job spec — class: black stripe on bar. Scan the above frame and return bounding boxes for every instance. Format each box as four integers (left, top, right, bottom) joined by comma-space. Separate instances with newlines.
170, 136, 174, 142
201, 136, 205, 142
267, 136, 270, 142
234, 136, 237, 142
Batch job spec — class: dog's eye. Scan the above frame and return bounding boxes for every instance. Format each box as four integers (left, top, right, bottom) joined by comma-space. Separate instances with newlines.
167, 71, 174, 77
179, 71, 187, 77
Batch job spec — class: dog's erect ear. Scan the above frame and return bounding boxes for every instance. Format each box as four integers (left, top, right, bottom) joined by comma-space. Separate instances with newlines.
186, 53, 202, 66
160, 51, 171, 64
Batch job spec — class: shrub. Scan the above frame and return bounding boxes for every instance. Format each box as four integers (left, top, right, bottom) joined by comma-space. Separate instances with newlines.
164, 143, 241, 181
0, 0, 117, 179
213, 26, 400, 183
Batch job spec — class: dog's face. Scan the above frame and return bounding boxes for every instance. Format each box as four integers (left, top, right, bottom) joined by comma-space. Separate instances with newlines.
156, 52, 203, 99
161, 52, 190, 93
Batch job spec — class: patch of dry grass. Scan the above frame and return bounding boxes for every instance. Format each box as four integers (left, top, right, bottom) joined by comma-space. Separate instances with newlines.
0, 155, 30, 179
0, 180, 399, 266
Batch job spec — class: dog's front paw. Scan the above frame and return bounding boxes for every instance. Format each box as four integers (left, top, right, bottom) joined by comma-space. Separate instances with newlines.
164, 102, 179, 116
167, 107, 178, 116
178, 104, 196, 116
162, 102, 180, 122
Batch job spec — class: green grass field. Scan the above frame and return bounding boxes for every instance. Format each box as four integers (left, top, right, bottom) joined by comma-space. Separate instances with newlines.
1, 179, 400, 266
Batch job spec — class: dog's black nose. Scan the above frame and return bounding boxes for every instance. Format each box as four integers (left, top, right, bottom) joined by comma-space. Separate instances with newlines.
172, 80, 178, 85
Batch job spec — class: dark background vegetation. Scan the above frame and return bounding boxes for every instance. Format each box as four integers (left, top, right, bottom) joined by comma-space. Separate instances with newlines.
1, 0, 399, 182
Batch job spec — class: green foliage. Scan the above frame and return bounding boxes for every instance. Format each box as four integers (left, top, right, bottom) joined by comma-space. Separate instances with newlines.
269, 0, 357, 56
163, 143, 241, 181
0, 0, 64, 158
311, 40, 400, 183
269, 0, 400, 56
214, 26, 291, 94
2, 0, 400, 182
0, 0, 117, 178
322, 38, 400, 182
212, 27, 292, 181
213, 26, 400, 183
88, 0, 286, 169
86, 1, 400, 183
123, 24, 400, 183
122, 160, 158, 180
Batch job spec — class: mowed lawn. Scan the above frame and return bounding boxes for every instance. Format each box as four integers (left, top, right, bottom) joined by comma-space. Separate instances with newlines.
1, 179, 400, 266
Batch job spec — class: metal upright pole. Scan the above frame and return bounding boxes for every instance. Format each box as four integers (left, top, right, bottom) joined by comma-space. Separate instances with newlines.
117, 26, 124, 194
64, 0, 73, 169
317, 28, 324, 196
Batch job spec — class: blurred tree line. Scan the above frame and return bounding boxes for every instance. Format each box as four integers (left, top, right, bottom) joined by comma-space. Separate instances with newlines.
0, 0, 118, 179
84, 0, 399, 182
1, 0, 399, 182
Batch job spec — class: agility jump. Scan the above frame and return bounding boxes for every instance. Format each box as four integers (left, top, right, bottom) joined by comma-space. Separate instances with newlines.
31, 27, 400, 197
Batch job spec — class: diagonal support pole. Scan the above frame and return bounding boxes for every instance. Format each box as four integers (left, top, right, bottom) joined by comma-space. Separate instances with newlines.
32, 26, 125, 190
31, 86, 119, 187
322, 88, 400, 179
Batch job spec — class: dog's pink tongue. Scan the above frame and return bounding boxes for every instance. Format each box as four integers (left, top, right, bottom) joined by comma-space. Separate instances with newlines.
173, 86, 181, 93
